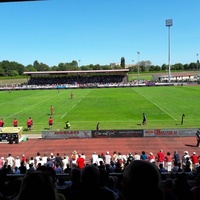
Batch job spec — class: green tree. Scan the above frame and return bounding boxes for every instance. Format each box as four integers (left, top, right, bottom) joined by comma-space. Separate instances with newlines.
149, 65, 154, 71
81, 65, 93, 70
183, 64, 189, 70
92, 64, 101, 70
0, 67, 5, 76
12, 62, 25, 75
161, 64, 167, 71
39, 63, 50, 71
25, 64, 36, 72
139, 61, 151, 71
102, 65, 112, 70
11, 70, 19, 76
113, 65, 122, 69
33, 60, 40, 71
71, 60, 79, 69
50, 66, 58, 71
173, 63, 183, 70
154, 65, 161, 71
57, 63, 67, 71
121, 57, 125, 68
189, 62, 196, 70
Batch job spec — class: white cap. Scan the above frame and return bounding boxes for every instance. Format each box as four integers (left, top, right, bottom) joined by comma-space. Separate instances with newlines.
106, 151, 109, 154
50, 153, 54, 156
193, 152, 196, 155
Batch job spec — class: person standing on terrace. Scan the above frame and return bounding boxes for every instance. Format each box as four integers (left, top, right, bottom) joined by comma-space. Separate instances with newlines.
156, 149, 165, 167
173, 150, 181, 167
164, 152, 172, 172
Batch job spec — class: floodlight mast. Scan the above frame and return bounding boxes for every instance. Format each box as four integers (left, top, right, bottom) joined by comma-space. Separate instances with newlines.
166, 19, 173, 83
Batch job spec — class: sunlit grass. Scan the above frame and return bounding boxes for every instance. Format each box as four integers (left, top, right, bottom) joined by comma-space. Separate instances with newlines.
0, 86, 199, 134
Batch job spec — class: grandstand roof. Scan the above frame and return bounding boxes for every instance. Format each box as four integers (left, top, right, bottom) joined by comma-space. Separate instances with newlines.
23, 69, 129, 76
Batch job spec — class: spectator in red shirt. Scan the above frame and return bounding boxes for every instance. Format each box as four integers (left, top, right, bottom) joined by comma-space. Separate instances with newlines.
148, 152, 155, 163
0, 118, 5, 127
48, 117, 53, 130
76, 154, 85, 169
190, 152, 199, 171
13, 118, 18, 127
156, 149, 165, 167
164, 152, 172, 172
21, 154, 27, 164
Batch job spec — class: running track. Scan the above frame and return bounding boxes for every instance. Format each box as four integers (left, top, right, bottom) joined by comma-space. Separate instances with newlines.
0, 137, 199, 163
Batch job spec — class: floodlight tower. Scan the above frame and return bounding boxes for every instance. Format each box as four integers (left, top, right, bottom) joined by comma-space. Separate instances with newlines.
166, 19, 173, 83
197, 53, 199, 71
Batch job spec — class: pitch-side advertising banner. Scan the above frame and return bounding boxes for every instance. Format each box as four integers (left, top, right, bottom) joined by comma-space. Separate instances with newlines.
144, 128, 197, 137
92, 130, 143, 138
41, 130, 92, 139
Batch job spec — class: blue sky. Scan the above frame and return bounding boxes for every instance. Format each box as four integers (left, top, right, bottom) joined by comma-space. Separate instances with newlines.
0, 0, 199, 67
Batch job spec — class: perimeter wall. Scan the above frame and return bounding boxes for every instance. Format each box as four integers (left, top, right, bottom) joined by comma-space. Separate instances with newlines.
41, 128, 198, 139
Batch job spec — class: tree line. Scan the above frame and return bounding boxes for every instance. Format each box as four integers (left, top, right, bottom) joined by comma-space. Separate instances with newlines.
0, 59, 199, 77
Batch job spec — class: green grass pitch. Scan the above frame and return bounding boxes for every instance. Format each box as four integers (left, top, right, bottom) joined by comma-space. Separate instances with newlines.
0, 86, 199, 133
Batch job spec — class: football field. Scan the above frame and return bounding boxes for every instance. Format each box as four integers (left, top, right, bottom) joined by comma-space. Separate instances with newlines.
0, 85, 200, 133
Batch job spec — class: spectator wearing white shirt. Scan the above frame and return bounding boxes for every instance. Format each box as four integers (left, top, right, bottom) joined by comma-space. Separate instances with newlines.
96, 154, 104, 166
105, 151, 112, 165
36, 157, 45, 168
182, 151, 190, 171
42, 153, 48, 164
91, 152, 98, 164
62, 155, 69, 170
6, 153, 15, 169
15, 156, 21, 168
133, 152, 140, 160
35, 152, 41, 164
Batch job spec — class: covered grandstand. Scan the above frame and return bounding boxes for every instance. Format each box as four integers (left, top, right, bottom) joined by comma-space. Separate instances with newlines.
23, 69, 129, 88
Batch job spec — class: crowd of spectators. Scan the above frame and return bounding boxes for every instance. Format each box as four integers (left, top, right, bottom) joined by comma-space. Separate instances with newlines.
1, 149, 200, 199
0, 75, 165, 91
27, 75, 126, 87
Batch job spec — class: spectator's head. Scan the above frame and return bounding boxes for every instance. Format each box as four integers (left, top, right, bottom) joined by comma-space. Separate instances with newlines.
121, 160, 164, 200
81, 164, 99, 187
70, 168, 81, 183
99, 168, 109, 186
16, 171, 58, 200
